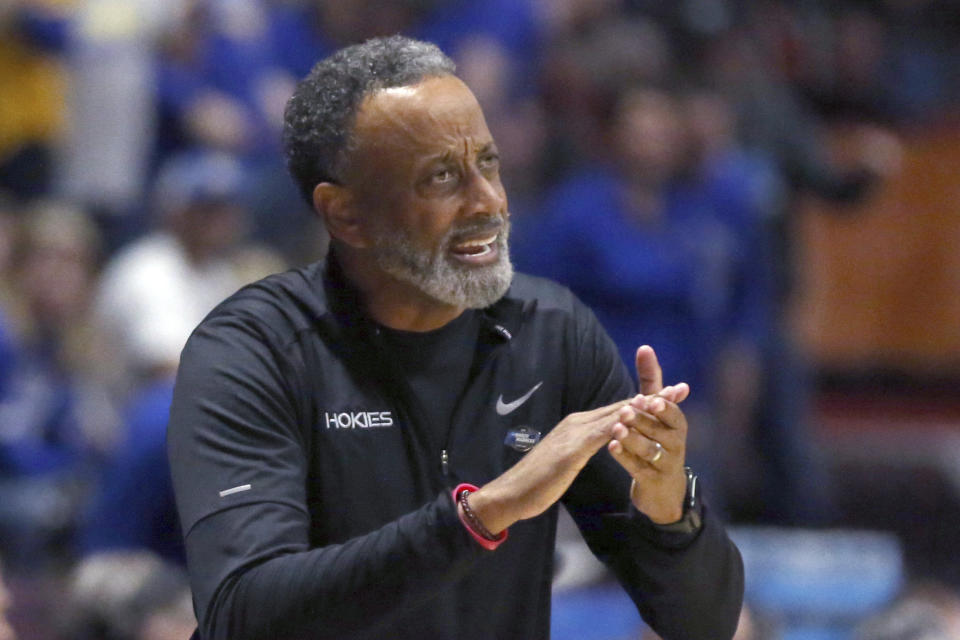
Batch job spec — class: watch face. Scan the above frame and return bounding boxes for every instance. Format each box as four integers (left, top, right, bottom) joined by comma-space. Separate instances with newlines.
677, 468, 702, 533
685, 467, 698, 511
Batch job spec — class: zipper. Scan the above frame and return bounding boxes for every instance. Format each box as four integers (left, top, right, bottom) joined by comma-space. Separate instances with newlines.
365, 312, 515, 492
366, 324, 450, 493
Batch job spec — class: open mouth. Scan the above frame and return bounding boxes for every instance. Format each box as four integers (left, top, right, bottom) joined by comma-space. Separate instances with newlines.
449, 232, 500, 263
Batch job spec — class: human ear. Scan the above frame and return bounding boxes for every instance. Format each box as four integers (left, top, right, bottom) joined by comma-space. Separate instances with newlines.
312, 182, 370, 248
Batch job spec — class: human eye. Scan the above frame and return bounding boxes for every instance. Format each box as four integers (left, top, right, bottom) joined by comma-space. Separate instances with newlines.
431, 167, 456, 184
478, 150, 500, 173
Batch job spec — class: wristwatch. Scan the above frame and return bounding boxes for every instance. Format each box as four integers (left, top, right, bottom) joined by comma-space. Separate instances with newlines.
654, 467, 703, 535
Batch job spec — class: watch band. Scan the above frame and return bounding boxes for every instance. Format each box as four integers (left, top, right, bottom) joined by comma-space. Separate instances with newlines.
653, 467, 703, 535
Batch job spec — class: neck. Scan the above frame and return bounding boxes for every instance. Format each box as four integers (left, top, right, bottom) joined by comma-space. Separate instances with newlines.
333, 244, 465, 332
171, 229, 215, 268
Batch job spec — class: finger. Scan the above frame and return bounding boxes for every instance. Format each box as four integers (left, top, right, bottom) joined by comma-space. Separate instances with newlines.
657, 382, 690, 404
635, 345, 663, 396
637, 395, 687, 433
618, 404, 662, 433
578, 397, 633, 422
616, 406, 682, 453
626, 384, 688, 416
611, 420, 666, 462
633, 384, 687, 407
608, 435, 663, 476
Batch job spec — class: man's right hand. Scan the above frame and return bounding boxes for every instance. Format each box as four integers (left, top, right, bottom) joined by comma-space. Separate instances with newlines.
465, 399, 634, 534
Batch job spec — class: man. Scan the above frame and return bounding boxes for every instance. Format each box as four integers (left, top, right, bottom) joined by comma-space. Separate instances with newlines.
167, 36, 743, 640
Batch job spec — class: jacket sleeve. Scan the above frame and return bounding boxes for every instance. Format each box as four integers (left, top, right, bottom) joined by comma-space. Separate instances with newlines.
167, 314, 483, 640
560, 300, 745, 640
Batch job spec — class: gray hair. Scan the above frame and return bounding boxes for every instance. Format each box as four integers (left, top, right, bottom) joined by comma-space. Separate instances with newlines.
283, 35, 456, 205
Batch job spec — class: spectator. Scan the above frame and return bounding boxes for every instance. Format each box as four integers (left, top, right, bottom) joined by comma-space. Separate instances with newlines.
64, 551, 195, 640
699, 17, 899, 301
154, 0, 327, 262
94, 149, 282, 390
0, 0, 69, 200
80, 380, 183, 564
58, 0, 188, 248
0, 0, 69, 199
155, 0, 293, 160
514, 84, 768, 511
537, 9, 673, 181
0, 201, 109, 568
86, 149, 281, 566
415, 0, 542, 91
691, 16, 903, 524
679, 85, 835, 524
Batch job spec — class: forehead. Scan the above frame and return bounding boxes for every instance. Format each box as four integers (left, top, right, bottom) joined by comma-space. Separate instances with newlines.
352, 75, 493, 154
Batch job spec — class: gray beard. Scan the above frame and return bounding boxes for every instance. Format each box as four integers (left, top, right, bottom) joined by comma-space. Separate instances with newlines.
370, 217, 513, 309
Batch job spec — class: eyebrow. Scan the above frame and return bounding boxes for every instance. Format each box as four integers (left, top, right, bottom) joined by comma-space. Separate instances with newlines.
420, 141, 497, 169
438, 149, 458, 163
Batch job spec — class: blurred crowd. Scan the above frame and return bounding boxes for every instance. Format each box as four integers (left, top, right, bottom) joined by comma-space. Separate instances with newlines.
0, 0, 958, 638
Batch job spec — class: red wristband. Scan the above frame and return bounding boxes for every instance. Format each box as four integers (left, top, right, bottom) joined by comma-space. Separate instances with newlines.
452, 483, 508, 551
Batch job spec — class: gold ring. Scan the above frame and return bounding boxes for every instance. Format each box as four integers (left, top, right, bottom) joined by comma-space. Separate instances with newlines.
650, 441, 664, 464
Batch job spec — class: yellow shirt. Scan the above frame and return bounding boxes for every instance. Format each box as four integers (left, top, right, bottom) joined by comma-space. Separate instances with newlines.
0, 5, 71, 160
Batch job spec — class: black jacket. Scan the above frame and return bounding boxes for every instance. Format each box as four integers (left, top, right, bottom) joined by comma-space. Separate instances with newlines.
167, 257, 744, 640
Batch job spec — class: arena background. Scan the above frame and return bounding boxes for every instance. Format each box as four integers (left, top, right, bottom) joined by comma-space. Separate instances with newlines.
1, 1, 959, 639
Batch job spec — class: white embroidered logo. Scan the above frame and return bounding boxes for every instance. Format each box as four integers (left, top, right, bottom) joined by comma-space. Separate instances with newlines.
323, 411, 395, 430
495, 382, 543, 416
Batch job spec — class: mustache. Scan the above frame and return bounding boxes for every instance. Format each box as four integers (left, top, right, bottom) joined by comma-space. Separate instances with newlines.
448, 214, 509, 242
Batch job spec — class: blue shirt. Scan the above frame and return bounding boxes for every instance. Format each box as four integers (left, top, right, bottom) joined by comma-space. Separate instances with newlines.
81, 378, 184, 563
513, 166, 770, 398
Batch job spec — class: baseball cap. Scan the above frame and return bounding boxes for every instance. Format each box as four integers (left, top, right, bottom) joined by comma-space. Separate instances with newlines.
152, 149, 248, 216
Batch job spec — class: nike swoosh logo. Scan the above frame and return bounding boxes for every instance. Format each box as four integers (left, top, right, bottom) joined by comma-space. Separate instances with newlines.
496, 382, 543, 416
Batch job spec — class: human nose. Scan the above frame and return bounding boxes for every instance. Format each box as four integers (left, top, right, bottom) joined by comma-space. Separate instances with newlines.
464, 167, 506, 217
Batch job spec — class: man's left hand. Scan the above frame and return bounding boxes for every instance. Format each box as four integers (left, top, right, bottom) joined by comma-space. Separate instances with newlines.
607, 346, 690, 524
